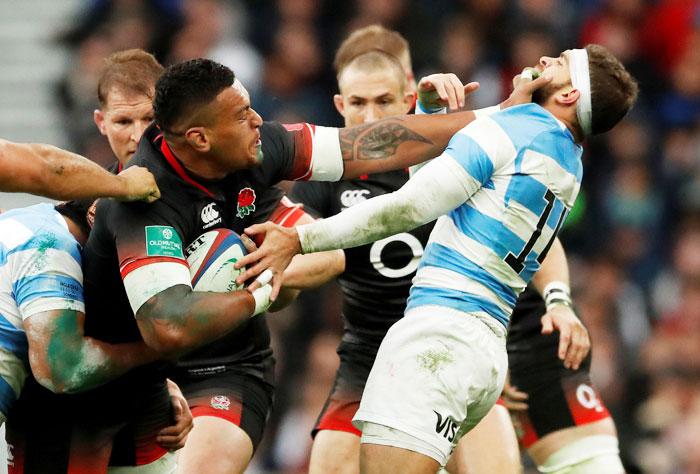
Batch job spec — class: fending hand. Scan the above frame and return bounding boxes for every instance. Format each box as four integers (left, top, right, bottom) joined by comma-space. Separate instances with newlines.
501, 68, 553, 109
233, 222, 302, 301
116, 166, 161, 203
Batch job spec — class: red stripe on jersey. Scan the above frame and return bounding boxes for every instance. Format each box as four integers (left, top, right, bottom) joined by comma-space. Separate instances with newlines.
283, 123, 315, 181
159, 138, 215, 198
120, 256, 188, 279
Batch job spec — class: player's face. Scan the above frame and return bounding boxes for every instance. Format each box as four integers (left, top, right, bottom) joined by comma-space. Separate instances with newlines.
208, 81, 263, 172
336, 68, 413, 127
94, 88, 154, 164
532, 50, 573, 105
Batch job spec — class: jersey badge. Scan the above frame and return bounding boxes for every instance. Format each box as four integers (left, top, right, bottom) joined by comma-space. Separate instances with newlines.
210, 395, 231, 410
201, 203, 222, 229
145, 225, 184, 258
236, 187, 257, 218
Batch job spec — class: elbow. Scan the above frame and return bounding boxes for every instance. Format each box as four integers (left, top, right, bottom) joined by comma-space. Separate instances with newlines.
140, 326, 191, 360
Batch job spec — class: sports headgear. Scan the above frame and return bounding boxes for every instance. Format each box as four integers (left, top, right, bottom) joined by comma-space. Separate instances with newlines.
568, 49, 592, 136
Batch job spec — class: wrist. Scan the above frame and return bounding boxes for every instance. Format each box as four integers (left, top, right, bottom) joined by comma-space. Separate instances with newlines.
543, 281, 572, 311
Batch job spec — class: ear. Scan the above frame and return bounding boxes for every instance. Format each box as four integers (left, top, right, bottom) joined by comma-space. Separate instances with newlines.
402, 92, 415, 113
555, 87, 580, 107
184, 127, 210, 152
94, 109, 107, 135
333, 94, 345, 117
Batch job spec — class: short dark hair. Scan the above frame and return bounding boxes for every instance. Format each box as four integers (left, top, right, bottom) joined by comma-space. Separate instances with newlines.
153, 58, 235, 134
586, 44, 639, 135
97, 49, 164, 107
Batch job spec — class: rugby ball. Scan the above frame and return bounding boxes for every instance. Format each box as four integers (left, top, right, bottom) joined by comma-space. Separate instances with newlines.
186, 229, 247, 292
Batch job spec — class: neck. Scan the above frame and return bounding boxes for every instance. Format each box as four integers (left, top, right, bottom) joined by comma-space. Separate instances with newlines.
166, 138, 228, 180
62, 216, 87, 245
545, 104, 585, 144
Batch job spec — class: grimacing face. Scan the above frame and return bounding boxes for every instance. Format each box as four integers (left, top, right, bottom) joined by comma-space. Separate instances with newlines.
335, 65, 414, 127
94, 87, 154, 164
532, 50, 574, 105
206, 80, 263, 173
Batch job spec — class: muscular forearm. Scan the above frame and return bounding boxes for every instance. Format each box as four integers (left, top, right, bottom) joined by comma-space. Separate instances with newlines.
0, 140, 131, 200
531, 238, 569, 295
136, 285, 256, 358
339, 111, 475, 179
282, 250, 345, 289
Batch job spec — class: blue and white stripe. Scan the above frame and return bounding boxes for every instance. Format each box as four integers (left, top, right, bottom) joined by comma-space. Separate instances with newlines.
407, 104, 583, 327
0, 203, 84, 417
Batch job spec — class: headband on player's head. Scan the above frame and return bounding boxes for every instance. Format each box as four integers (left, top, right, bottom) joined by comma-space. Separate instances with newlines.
569, 48, 592, 136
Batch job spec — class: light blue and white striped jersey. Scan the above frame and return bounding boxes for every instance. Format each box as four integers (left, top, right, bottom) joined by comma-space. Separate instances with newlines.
407, 104, 583, 327
0, 203, 84, 419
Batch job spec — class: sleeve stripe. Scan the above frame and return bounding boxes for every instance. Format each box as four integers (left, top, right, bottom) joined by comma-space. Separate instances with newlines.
284, 123, 315, 181
307, 125, 343, 181
120, 256, 188, 279
123, 261, 192, 315
267, 196, 310, 228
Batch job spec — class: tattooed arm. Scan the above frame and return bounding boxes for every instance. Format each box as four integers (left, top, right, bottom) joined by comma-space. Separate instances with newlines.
339, 111, 474, 179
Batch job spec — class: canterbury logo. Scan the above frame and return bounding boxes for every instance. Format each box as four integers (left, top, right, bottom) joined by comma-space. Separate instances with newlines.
201, 203, 220, 224
340, 189, 370, 208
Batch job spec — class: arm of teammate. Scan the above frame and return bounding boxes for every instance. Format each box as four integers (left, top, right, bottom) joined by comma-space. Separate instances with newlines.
258, 197, 344, 309
0, 139, 160, 202
24, 309, 158, 394
531, 238, 590, 370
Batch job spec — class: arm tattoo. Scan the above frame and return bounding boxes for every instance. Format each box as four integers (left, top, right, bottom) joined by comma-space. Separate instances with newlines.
340, 118, 433, 161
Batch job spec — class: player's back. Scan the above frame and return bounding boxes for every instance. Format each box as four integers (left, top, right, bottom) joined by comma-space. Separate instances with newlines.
0, 204, 83, 411
408, 104, 582, 327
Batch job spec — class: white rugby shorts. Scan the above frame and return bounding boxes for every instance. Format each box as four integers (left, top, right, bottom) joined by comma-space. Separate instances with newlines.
353, 305, 508, 466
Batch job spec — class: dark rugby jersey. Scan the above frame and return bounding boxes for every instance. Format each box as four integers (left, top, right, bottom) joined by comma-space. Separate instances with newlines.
83, 121, 310, 368
506, 285, 549, 352
290, 170, 434, 344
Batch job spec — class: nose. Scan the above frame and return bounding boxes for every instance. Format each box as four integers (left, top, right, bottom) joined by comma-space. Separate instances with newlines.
539, 56, 552, 68
249, 108, 263, 128
363, 105, 379, 124
132, 121, 148, 143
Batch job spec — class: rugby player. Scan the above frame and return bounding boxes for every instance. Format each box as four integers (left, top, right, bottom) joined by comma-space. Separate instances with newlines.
235, 44, 639, 473
287, 29, 521, 474
0, 201, 193, 471
59, 55, 540, 474
0, 139, 159, 202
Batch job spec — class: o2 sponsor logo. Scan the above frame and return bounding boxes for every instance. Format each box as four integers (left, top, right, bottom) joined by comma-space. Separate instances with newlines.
576, 384, 604, 413
369, 233, 424, 278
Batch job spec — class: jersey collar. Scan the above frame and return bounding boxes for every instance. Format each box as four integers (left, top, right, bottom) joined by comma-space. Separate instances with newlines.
155, 133, 216, 199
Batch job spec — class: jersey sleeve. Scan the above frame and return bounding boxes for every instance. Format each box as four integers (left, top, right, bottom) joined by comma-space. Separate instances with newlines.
259, 121, 343, 184
101, 200, 192, 315
442, 116, 515, 192
288, 181, 332, 218
14, 231, 85, 319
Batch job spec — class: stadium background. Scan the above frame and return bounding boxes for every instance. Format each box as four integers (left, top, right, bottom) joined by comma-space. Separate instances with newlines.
0, 0, 699, 472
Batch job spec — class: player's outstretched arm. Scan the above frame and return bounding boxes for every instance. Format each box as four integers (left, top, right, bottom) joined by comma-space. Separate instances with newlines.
336, 72, 551, 179
0, 139, 160, 202
24, 309, 158, 394
236, 154, 475, 299
532, 238, 590, 370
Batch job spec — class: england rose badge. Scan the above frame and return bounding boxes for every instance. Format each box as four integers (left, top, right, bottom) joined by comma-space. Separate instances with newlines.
236, 187, 256, 218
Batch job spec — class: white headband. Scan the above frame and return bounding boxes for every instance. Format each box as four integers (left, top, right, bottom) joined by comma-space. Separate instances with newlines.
568, 48, 592, 136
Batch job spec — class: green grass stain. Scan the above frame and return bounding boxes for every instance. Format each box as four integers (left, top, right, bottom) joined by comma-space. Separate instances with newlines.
32, 233, 58, 272
417, 346, 454, 374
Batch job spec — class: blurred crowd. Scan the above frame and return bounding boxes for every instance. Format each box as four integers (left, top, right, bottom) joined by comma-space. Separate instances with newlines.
52, 0, 700, 472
